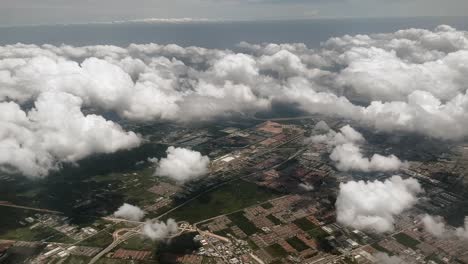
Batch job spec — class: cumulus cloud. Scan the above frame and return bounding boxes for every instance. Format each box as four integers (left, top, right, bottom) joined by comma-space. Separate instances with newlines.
312, 120, 330, 133
113, 203, 146, 221
142, 218, 179, 241
0, 92, 141, 177
336, 176, 423, 233
307, 123, 405, 172
421, 214, 468, 240
330, 143, 405, 172
3, 25, 468, 176
154, 147, 210, 183
306, 124, 365, 146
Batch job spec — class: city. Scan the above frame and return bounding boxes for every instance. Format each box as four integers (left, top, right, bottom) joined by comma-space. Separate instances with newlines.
1, 116, 467, 263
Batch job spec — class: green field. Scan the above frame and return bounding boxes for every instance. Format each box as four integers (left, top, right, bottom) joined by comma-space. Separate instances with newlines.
292, 217, 328, 240
371, 242, 392, 254
286, 236, 309, 252
228, 211, 260, 236
393, 233, 420, 250
164, 179, 279, 223
293, 218, 318, 231
0, 225, 75, 243
265, 243, 289, 258
78, 230, 113, 248
120, 235, 154, 250
266, 214, 282, 225
261, 202, 274, 209
62, 256, 132, 264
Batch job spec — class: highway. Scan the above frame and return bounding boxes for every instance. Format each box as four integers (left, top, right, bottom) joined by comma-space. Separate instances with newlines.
87, 220, 227, 264
88, 124, 307, 263
88, 222, 147, 264
157, 132, 303, 222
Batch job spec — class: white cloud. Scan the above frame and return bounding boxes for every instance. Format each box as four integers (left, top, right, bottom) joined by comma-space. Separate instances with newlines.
305, 124, 364, 146
330, 143, 406, 172
422, 214, 468, 240
155, 147, 210, 183
336, 176, 423, 233
313, 120, 330, 133
113, 203, 146, 221
3, 26, 468, 176
142, 218, 179, 241
0, 92, 141, 177
307, 123, 405, 172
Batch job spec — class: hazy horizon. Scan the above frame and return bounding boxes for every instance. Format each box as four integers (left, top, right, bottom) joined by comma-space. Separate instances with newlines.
2, 16, 468, 49
2, 0, 468, 26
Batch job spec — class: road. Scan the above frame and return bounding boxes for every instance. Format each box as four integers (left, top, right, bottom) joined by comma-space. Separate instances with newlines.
88, 226, 141, 264
158, 132, 303, 222
0, 201, 62, 214
87, 221, 220, 264
88, 126, 306, 263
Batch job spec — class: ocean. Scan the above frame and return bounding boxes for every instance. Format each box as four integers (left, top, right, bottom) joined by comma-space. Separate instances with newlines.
1, 16, 468, 49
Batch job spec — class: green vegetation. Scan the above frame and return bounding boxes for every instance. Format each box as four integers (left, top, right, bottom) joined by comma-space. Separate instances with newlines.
393, 233, 420, 250
62, 255, 91, 264
165, 179, 279, 223
270, 261, 282, 264
120, 235, 154, 250
343, 256, 359, 264
92, 167, 161, 208
0, 225, 74, 243
293, 218, 318, 231
64, 255, 129, 264
307, 228, 328, 240
119, 168, 160, 206
95, 258, 132, 264
247, 238, 259, 250
290, 218, 332, 252
0, 243, 44, 263
371, 242, 392, 254
265, 243, 289, 258
228, 211, 260, 236
78, 230, 113, 247
292, 217, 328, 240
261, 202, 274, 209
286, 236, 309, 252
266, 214, 282, 225
425, 253, 444, 264
213, 229, 230, 237
156, 233, 200, 261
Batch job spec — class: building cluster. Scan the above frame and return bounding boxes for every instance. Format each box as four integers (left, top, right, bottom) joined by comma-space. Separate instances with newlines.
2, 118, 468, 263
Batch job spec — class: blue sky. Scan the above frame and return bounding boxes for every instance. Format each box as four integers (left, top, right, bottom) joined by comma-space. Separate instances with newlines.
1, 0, 468, 26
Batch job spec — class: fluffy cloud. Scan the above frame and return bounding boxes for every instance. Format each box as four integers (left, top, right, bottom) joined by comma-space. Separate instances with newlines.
308, 123, 405, 172
421, 214, 468, 240
142, 218, 179, 241
330, 143, 405, 172
3, 25, 468, 176
113, 203, 146, 221
0, 92, 141, 177
154, 147, 210, 183
306, 124, 365, 146
336, 176, 423, 233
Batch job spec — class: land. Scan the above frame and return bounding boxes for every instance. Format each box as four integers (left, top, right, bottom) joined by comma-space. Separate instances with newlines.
1, 114, 468, 263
